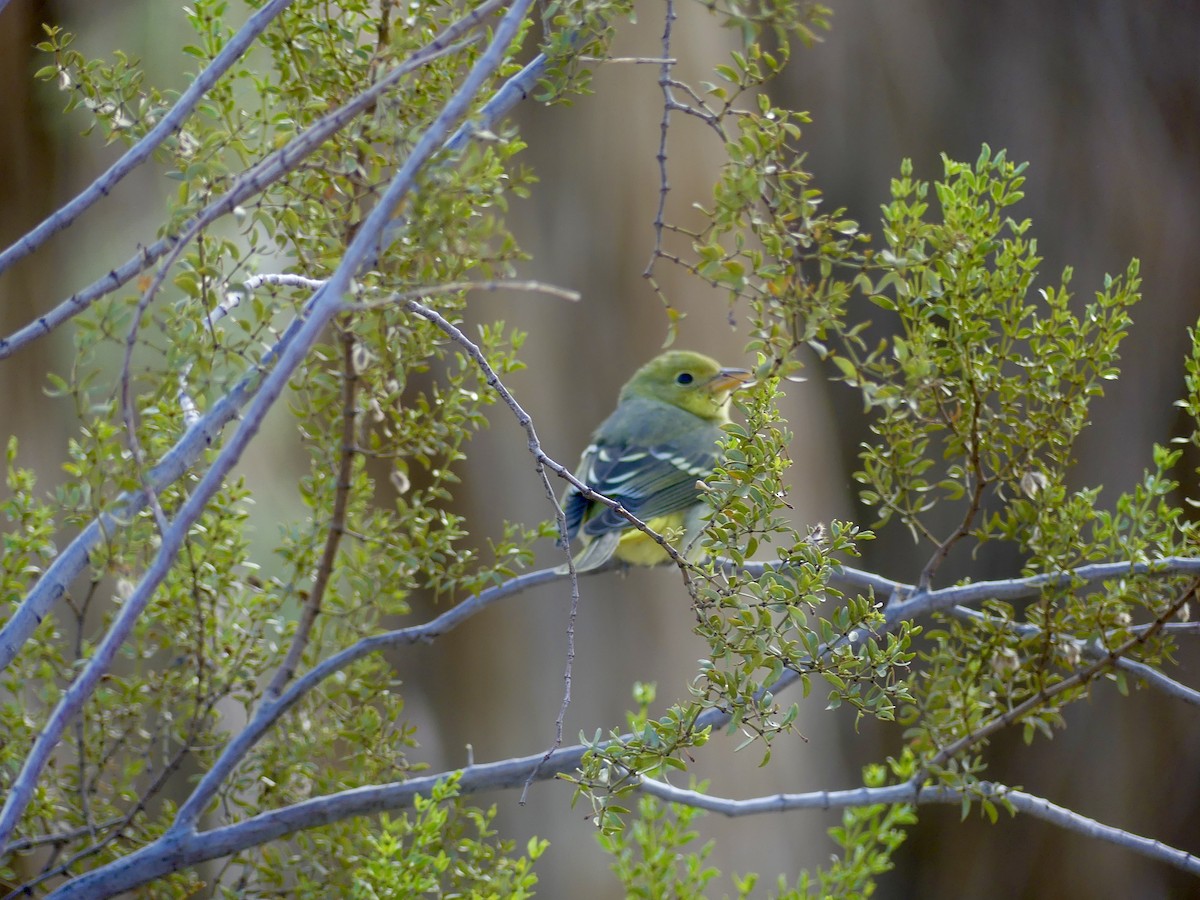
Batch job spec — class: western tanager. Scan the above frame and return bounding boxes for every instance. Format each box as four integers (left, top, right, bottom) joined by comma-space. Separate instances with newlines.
559, 350, 752, 572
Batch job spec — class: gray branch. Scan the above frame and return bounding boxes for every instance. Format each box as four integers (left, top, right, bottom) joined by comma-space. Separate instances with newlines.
0, 0, 523, 669
0, 2, 502, 360
638, 776, 1200, 876
0, 0, 297, 280
0, 0, 535, 851
37, 549, 1200, 893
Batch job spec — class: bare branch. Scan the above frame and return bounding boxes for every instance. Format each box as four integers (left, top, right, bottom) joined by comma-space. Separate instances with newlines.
368, 279, 582, 305
637, 776, 1200, 877
886, 557, 1200, 624
645, 0, 677, 279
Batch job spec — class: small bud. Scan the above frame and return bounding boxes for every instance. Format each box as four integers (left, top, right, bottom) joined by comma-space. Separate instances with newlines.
1020, 470, 1050, 499
389, 467, 411, 495
1059, 640, 1082, 667
351, 344, 374, 375
991, 647, 1021, 675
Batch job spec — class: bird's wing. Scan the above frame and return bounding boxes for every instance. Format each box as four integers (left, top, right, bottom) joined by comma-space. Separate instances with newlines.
564, 438, 719, 539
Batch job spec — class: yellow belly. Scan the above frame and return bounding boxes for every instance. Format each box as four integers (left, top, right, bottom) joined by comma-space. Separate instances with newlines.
611, 514, 687, 566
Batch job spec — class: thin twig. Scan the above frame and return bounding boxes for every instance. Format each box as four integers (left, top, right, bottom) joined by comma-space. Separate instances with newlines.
245, 274, 583, 306
918, 385, 986, 589
265, 325, 359, 697
1, 818, 123, 856
355, 278, 581, 306
398, 298, 584, 795
644, 0, 677, 282
578, 56, 677, 64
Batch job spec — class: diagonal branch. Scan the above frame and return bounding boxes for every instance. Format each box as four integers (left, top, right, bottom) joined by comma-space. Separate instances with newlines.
0, 0, 297, 279
886, 557, 1200, 625
951, 605, 1200, 707
0, 6, 498, 360
264, 325, 360, 698
0, 2, 540, 672
0, 0, 536, 851
923, 577, 1200, 777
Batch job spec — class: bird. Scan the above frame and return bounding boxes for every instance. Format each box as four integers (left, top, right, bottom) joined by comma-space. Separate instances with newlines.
558, 350, 752, 572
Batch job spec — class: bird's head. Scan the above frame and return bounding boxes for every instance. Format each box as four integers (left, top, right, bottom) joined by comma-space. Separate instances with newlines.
620, 350, 752, 421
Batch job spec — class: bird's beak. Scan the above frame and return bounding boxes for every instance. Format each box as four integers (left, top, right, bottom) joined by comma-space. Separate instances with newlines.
707, 367, 754, 394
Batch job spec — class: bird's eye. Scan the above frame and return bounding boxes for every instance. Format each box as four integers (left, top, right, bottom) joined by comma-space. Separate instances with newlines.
676, 372, 694, 385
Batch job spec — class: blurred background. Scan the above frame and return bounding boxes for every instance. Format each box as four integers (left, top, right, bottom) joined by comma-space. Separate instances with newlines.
3, 1, 1200, 897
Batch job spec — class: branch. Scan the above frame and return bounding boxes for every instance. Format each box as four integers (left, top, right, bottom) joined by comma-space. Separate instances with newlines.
264, 325, 360, 697
0, 6, 495, 359
738, 559, 906, 601
886, 557, 1200, 625
1106, 653, 1200, 706
951, 605, 1200, 708
48, 741, 591, 899
645, 0, 677, 278
0, 0, 296, 279
0, 0, 530, 670
918, 384, 986, 589
356, 278, 581, 306
637, 776, 1200, 877
0, 0, 536, 851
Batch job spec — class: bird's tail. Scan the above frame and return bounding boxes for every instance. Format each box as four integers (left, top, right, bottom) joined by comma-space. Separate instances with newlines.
552, 531, 621, 575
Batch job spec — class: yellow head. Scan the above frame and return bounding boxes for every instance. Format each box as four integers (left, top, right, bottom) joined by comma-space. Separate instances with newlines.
619, 350, 752, 421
